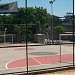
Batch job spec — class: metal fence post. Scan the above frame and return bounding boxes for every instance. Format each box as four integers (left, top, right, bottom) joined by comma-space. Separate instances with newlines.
25, 0, 28, 73
73, 0, 74, 68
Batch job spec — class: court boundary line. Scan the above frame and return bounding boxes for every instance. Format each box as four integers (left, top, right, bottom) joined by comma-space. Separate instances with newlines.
6, 56, 42, 69
0, 67, 27, 71
6, 61, 63, 70
29, 55, 42, 65
14, 47, 35, 50
6, 58, 26, 69
6, 54, 60, 69
6, 59, 73, 69
6, 54, 74, 69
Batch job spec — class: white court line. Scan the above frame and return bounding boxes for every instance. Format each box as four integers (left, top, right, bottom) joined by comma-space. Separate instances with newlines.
6, 56, 42, 69
0, 66, 27, 71
6, 58, 26, 69
29, 55, 42, 65
6, 54, 60, 69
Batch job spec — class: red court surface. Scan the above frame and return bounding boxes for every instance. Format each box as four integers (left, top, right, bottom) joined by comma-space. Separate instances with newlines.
7, 54, 74, 69
7, 58, 40, 68
14, 48, 34, 50
0, 43, 25, 47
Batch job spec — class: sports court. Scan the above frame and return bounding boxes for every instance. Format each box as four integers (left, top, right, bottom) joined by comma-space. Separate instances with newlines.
0, 43, 74, 74
0, 0, 74, 74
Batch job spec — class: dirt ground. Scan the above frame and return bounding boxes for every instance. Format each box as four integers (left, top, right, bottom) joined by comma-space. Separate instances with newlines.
38, 69, 75, 75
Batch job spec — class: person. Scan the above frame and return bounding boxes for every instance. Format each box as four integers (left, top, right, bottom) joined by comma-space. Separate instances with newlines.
44, 39, 48, 44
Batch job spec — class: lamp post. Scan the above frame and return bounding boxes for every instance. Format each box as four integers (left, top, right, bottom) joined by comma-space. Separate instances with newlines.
49, 0, 55, 44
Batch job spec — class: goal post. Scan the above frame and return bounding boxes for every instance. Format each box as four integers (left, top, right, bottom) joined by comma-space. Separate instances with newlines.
59, 33, 75, 63
59, 33, 75, 43
0, 34, 13, 44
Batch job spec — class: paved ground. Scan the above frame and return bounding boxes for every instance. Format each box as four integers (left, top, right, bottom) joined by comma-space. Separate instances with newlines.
38, 69, 75, 75
0, 43, 74, 74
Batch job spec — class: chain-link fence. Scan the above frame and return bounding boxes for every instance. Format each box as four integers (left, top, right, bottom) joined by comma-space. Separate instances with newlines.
0, 0, 74, 74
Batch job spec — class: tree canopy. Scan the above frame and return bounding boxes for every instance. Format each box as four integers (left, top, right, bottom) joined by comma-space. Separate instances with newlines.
0, 7, 61, 42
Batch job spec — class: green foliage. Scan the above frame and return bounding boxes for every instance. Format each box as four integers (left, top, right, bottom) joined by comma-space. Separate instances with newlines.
0, 7, 61, 42
54, 26, 65, 40
14, 25, 26, 42
14, 25, 26, 34
0, 7, 54, 34
54, 26, 65, 33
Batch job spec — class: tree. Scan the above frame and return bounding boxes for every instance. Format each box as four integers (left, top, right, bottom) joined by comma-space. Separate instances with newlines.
14, 25, 26, 42
54, 26, 65, 39
0, 7, 60, 42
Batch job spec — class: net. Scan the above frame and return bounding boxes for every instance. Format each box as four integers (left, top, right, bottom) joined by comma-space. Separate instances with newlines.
0, 34, 13, 44
59, 32, 75, 44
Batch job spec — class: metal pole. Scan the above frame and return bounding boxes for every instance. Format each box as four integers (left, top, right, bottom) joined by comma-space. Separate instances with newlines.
12, 34, 13, 44
4, 28, 7, 43
51, 3, 54, 44
25, 0, 28, 73
49, 0, 55, 44
4, 32, 5, 43
59, 34, 61, 63
73, 0, 74, 68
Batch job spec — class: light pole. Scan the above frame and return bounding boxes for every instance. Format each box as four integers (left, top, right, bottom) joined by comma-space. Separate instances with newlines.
49, 0, 55, 44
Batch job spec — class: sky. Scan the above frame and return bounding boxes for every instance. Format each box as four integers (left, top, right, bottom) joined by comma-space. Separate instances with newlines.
0, 0, 74, 17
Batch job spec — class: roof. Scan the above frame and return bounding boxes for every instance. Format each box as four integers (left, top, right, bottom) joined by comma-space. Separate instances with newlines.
35, 33, 45, 36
